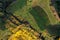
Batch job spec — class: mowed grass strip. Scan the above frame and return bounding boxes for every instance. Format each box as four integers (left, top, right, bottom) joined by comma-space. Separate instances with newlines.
38, 0, 58, 24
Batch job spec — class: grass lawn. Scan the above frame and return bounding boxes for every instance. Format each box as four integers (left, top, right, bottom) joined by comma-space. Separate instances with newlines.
0, 0, 58, 39
7, 0, 41, 33
38, 0, 59, 24
29, 6, 50, 30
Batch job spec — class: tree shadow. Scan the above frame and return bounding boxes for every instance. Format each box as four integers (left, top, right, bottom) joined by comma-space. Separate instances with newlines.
50, 0, 60, 17
46, 24, 60, 36
0, 0, 17, 30
0, 0, 15, 30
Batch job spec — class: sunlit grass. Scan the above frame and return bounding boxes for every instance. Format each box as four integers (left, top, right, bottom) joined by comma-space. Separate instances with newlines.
39, 0, 58, 24
7, 0, 41, 33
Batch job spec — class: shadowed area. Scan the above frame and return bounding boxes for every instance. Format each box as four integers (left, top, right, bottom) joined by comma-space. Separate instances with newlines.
50, 0, 60, 18
29, 6, 50, 30
0, 0, 15, 30
46, 24, 60, 36
0, 0, 27, 30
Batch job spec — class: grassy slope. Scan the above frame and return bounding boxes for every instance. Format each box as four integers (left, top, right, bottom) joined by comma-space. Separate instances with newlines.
38, 0, 58, 24
0, 0, 57, 39
7, 0, 41, 33
29, 6, 50, 30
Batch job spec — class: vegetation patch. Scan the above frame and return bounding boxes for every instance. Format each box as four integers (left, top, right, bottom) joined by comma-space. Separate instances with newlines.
29, 6, 50, 30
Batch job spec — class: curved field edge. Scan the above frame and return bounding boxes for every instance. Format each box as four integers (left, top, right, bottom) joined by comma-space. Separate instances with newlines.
6, 0, 41, 33
38, 0, 59, 24
29, 6, 50, 30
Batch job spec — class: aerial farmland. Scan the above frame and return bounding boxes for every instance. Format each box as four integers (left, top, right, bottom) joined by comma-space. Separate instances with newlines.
0, 0, 60, 40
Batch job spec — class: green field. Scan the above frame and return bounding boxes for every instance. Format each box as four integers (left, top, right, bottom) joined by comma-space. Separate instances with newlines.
0, 0, 59, 35
7, 0, 41, 33
0, 0, 60, 40
29, 6, 50, 30
6, 0, 57, 31
39, 0, 59, 24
